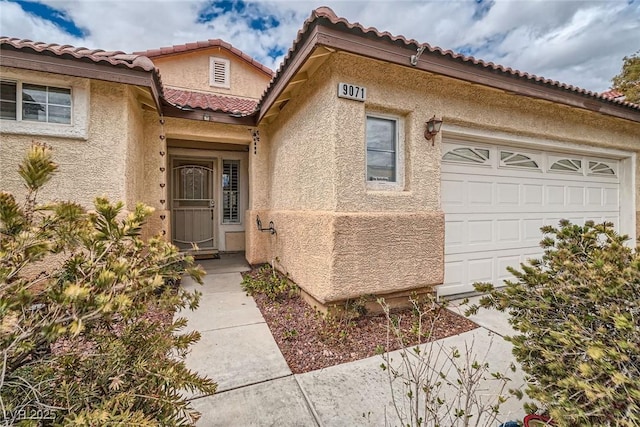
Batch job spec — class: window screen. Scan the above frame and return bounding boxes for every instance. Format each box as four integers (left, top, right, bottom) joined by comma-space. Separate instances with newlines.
366, 116, 397, 182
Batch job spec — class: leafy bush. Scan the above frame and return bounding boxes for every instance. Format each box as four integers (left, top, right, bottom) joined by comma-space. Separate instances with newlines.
469, 220, 640, 426
320, 296, 371, 344
0, 144, 216, 425
241, 264, 297, 301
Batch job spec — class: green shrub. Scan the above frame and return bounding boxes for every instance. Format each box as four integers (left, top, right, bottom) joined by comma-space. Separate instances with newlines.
0, 144, 216, 425
241, 264, 297, 301
469, 220, 640, 426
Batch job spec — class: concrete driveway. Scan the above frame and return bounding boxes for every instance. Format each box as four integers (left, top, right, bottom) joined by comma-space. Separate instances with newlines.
177, 254, 526, 426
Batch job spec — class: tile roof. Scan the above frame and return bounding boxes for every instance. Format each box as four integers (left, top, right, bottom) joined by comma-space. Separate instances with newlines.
259, 7, 640, 114
600, 89, 625, 100
163, 87, 257, 115
134, 39, 274, 77
0, 37, 156, 72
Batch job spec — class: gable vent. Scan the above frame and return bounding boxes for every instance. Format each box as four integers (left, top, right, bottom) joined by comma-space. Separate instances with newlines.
210, 57, 230, 88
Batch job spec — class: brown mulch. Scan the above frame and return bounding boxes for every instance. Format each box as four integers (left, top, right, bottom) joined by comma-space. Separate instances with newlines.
247, 271, 479, 374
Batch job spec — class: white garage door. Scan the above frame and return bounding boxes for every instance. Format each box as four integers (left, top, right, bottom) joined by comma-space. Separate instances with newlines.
439, 140, 620, 297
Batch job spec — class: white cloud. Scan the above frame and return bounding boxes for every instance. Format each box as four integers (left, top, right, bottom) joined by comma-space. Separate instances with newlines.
1, 0, 638, 92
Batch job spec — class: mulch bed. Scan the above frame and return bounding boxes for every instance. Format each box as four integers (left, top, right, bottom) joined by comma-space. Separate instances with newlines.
246, 268, 479, 374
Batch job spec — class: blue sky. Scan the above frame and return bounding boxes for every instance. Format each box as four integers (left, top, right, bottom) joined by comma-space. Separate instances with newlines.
1, 0, 638, 92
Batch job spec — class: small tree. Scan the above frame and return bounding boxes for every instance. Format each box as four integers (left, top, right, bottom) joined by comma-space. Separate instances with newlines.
1, 144, 216, 425
612, 51, 640, 103
469, 220, 640, 426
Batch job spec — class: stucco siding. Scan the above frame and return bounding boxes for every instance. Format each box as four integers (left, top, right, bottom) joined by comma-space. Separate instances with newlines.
0, 78, 130, 208
248, 130, 270, 210
246, 209, 444, 303
124, 88, 146, 210
153, 49, 271, 99
140, 110, 166, 239
165, 116, 253, 144
263, 64, 337, 211
248, 51, 640, 304
330, 211, 444, 301
246, 209, 334, 300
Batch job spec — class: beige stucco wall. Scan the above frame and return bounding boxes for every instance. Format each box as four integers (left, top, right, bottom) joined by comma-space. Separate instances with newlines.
0, 73, 132, 209
263, 63, 338, 211
124, 87, 146, 210
153, 49, 271, 99
246, 54, 447, 303
137, 109, 165, 239
248, 51, 640, 304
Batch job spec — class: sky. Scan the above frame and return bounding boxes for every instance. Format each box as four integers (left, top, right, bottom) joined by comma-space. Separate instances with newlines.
0, 0, 638, 93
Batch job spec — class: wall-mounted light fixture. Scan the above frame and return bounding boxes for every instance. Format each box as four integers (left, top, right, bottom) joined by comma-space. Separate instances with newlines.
424, 116, 443, 145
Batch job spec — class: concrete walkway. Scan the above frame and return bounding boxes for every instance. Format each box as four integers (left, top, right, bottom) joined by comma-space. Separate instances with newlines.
177, 255, 526, 426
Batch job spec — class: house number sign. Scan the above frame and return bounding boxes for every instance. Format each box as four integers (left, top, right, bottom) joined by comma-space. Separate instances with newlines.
338, 83, 366, 101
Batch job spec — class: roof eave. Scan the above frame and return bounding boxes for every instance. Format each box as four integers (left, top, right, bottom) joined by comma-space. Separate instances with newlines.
161, 101, 257, 125
0, 48, 162, 112
259, 14, 640, 124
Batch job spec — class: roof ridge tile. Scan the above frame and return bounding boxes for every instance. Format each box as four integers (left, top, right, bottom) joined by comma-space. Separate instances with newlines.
257, 6, 640, 113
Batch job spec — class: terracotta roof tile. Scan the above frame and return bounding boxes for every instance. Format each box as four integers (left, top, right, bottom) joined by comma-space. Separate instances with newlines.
163, 87, 257, 115
259, 7, 640, 113
134, 39, 274, 77
0, 37, 155, 72
600, 89, 625, 100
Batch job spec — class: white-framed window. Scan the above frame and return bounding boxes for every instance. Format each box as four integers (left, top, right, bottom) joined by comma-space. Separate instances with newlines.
0, 70, 89, 139
499, 150, 541, 170
209, 57, 230, 88
1, 81, 71, 124
222, 159, 240, 223
588, 160, 616, 176
366, 113, 404, 190
548, 156, 583, 174
442, 146, 491, 166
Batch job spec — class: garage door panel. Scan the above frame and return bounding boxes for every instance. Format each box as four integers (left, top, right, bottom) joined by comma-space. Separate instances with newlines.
568, 189, 585, 208
468, 181, 493, 205
497, 183, 519, 204
468, 258, 493, 283
440, 142, 622, 297
468, 220, 493, 244
443, 176, 618, 213
445, 212, 618, 256
445, 220, 464, 247
587, 187, 603, 206
444, 260, 466, 291
524, 219, 544, 241
497, 219, 520, 242
523, 184, 543, 205
442, 180, 464, 205
604, 188, 619, 207
546, 185, 565, 205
